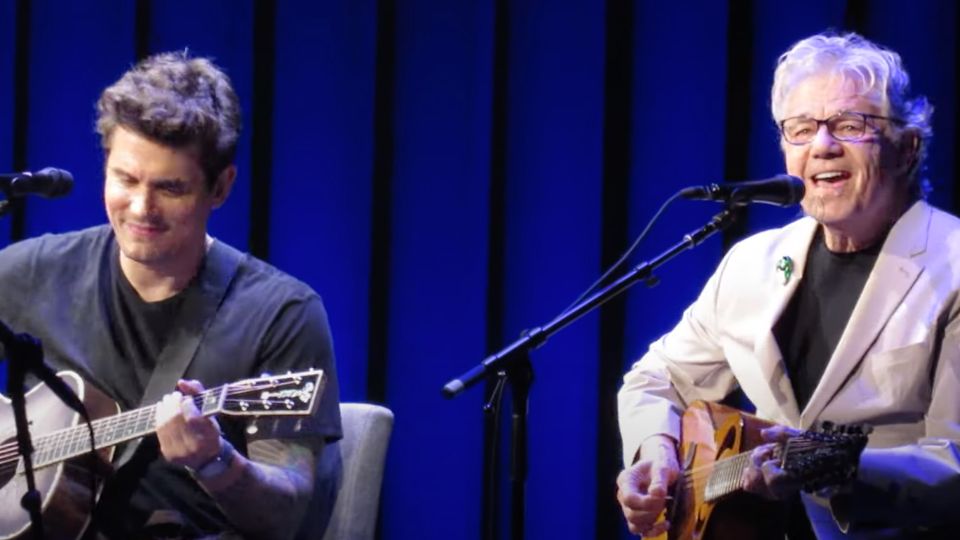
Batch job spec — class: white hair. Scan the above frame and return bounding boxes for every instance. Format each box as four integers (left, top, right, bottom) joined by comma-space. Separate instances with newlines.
771, 32, 933, 195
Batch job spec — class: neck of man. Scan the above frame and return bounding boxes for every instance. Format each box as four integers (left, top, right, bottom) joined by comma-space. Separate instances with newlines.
821, 195, 911, 253
119, 236, 212, 302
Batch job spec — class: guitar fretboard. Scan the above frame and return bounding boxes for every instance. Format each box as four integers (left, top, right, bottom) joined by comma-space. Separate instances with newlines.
703, 452, 750, 501
8, 369, 323, 471
29, 389, 224, 469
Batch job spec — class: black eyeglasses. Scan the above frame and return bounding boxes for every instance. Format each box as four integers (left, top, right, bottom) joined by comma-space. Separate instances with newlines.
779, 111, 904, 145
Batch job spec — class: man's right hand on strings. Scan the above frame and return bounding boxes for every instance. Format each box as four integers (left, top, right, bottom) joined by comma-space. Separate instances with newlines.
616, 434, 680, 537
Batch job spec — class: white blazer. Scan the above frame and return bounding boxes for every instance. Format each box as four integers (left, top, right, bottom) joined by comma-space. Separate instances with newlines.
618, 200, 960, 537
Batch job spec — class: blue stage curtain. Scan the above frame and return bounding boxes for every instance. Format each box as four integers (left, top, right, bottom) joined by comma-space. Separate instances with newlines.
2, 1, 957, 538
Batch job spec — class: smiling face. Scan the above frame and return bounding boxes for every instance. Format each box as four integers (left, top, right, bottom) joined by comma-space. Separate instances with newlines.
104, 125, 234, 281
780, 73, 915, 249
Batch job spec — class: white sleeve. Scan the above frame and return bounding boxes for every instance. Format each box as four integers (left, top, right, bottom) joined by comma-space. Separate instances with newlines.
617, 245, 741, 465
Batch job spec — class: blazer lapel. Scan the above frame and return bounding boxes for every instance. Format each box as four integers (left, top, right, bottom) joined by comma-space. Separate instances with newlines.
751, 217, 819, 427
800, 201, 930, 427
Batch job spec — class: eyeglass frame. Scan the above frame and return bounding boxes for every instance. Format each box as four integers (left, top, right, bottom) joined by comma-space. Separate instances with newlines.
778, 111, 905, 146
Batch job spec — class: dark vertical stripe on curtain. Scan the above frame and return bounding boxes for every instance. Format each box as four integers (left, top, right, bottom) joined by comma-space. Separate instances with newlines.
722, 0, 755, 250
367, 0, 396, 404
843, 0, 870, 33
0, 2, 12, 201
249, 0, 276, 259
595, 0, 632, 537
135, 0, 151, 61
955, 5, 960, 215
482, 0, 509, 537
10, 0, 30, 243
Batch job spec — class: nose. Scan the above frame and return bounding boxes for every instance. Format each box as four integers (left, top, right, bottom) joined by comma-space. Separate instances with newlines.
810, 123, 842, 158
128, 188, 157, 218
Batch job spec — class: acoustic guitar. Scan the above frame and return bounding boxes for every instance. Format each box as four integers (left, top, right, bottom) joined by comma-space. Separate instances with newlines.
0, 369, 325, 540
650, 400, 870, 540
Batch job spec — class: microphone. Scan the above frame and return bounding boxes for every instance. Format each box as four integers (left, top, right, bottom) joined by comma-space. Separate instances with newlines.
680, 174, 804, 207
0, 167, 73, 198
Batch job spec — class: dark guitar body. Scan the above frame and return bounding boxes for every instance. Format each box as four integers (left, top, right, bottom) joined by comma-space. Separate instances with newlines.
0, 372, 118, 540
654, 400, 789, 540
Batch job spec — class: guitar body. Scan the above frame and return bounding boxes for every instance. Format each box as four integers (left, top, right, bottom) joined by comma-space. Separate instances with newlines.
654, 401, 787, 540
0, 372, 118, 540
0, 368, 325, 540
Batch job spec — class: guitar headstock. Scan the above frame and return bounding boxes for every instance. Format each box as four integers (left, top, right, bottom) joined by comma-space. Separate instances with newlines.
781, 421, 871, 493
206, 369, 326, 417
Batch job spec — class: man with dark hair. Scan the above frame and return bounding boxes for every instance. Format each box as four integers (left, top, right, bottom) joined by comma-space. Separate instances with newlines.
0, 52, 341, 539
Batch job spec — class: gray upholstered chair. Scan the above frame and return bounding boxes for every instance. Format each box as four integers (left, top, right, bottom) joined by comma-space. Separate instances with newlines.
298, 402, 394, 540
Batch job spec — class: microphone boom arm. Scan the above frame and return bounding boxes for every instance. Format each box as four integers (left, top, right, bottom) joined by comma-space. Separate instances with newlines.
442, 206, 740, 398
441, 204, 741, 540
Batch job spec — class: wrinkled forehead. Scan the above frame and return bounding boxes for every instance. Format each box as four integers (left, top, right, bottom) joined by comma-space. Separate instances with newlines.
779, 68, 888, 118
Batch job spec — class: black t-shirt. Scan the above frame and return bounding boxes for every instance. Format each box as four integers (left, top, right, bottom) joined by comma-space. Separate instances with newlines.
0, 226, 342, 538
106, 244, 185, 405
91, 242, 218, 538
774, 228, 883, 410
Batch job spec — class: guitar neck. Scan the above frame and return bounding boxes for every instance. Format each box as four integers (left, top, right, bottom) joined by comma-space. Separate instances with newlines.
700, 428, 869, 503
703, 451, 752, 502
19, 369, 325, 471
30, 388, 227, 469
30, 404, 157, 469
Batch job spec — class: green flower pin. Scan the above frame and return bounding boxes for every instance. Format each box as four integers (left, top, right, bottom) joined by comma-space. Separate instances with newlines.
776, 256, 794, 285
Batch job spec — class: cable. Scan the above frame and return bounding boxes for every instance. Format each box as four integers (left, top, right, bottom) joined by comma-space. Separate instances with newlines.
559, 189, 685, 316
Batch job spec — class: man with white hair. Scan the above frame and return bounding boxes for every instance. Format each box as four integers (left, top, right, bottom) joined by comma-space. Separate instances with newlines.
616, 32, 960, 538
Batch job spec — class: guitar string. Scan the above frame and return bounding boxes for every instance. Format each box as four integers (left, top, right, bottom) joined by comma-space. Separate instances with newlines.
0, 395, 304, 473
22, 381, 296, 453
0, 388, 294, 458
0, 378, 315, 471
673, 439, 853, 489
679, 440, 840, 476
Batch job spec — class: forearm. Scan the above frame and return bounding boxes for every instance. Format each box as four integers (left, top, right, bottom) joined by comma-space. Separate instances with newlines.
618, 349, 692, 466
829, 440, 960, 530
198, 438, 319, 540
618, 265, 738, 465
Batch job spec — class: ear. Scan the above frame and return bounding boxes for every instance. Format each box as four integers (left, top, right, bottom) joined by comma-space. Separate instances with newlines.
899, 131, 920, 171
210, 165, 237, 209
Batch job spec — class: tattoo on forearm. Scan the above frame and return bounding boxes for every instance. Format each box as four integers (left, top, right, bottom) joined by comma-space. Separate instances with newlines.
207, 438, 320, 540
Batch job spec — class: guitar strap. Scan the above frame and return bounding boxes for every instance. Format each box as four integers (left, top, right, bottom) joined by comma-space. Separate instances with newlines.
114, 238, 244, 469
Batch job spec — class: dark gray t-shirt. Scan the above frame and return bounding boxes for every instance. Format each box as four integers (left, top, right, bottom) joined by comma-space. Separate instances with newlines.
774, 228, 882, 410
0, 225, 342, 538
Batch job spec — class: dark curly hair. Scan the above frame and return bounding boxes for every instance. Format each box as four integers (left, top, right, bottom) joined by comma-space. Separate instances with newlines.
96, 51, 241, 188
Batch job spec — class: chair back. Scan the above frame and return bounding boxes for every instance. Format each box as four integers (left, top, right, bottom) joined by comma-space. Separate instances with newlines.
302, 402, 393, 540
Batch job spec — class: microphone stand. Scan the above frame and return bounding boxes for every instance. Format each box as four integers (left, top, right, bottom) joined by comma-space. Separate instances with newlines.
443, 205, 740, 540
0, 320, 47, 539
0, 199, 14, 217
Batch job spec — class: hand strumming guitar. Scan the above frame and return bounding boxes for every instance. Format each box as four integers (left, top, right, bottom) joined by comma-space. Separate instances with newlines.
616, 434, 680, 537
741, 425, 805, 500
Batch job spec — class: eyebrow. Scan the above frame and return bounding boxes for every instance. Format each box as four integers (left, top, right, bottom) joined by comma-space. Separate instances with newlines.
107, 166, 134, 179
784, 110, 855, 119
153, 178, 188, 190
108, 167, 186, 185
